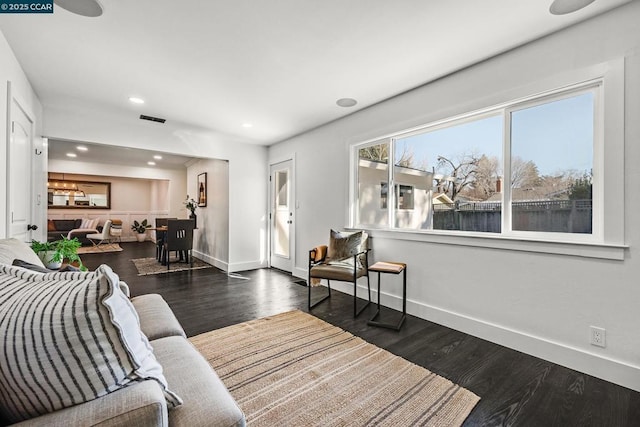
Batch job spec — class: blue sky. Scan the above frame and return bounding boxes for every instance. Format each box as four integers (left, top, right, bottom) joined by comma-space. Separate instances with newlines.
395, 92, 593, 177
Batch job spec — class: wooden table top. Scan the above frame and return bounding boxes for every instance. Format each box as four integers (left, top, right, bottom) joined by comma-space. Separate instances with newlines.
369, 261, 406, 273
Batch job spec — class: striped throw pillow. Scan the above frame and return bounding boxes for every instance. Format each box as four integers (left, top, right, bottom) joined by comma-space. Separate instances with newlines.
3, 264, 131, 297
0, 264, 181, 423
79, 218, 98, 230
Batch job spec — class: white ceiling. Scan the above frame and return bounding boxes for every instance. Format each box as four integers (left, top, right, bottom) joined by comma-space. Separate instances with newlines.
46, 138, 195, 170
0, 0, 631, 154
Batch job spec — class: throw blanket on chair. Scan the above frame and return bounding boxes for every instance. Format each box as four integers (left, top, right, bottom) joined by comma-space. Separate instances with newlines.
310, 245, 327, 286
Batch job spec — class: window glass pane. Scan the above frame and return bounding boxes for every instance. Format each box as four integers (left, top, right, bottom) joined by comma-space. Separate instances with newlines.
394, 115, 503, 231
510, 92, 593, 234
398, 185, 414, 210
358, 143, 389, 227
276, 170, 288, 207
380, 182, 388, 209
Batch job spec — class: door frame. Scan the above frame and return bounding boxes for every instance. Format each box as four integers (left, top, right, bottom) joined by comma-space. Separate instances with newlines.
268, 155, 296, 273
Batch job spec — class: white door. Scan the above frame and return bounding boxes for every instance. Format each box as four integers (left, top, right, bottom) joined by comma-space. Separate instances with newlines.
8, 97, 35, 242
270, 159, 294, 272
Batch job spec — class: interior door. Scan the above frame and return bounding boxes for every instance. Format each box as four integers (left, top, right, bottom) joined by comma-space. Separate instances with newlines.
8, 96, 35, 241
270, 159, 294, 272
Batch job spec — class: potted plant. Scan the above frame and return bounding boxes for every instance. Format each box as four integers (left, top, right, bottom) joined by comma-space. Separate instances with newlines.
131, 219, 151, 242
31, 237, 85, 270
183, 196, 198, 220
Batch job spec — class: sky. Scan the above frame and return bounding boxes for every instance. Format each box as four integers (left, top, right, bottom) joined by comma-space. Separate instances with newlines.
395, 91, 594, 177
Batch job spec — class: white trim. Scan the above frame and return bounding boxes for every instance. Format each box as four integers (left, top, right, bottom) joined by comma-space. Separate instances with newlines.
326, 279, 640, 392
365, 229, 626, 260
228, 259, 267, 273
192, 249, 228, 272
503, 83, 602, 243
268, 155, 296, 273
293, 266, 307, 280
5, 81, 11, 238
349, 58, 625, 250
6, 81, 37, 241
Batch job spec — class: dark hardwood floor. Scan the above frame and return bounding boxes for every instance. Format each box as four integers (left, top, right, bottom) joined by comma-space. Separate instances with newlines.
85, 242, 640, 427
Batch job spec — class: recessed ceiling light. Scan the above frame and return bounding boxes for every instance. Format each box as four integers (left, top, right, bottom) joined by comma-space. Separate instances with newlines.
549, 0, 596, 15
147, 161, 156, 166
242, 123, 253, 128
76, 145, 88, 151
129, 97, 145, 104
153, 155, 162, 160
66, 153, 77, 158
336, 98, 358, 108
54, 0, 103, 17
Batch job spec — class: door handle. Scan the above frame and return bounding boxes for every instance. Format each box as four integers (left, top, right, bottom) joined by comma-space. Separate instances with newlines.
27, 224, 38, 231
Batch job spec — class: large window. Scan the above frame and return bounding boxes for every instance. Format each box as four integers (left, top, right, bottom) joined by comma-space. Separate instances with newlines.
354, 82, 600, 240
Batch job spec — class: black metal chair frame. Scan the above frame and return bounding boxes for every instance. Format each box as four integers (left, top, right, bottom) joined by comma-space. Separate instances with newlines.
308, 248, 371, 317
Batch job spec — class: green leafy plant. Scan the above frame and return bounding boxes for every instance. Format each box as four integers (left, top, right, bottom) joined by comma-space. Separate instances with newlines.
31, 237, 86, 271
30, 240, 56, 254
131, 219, 151, 234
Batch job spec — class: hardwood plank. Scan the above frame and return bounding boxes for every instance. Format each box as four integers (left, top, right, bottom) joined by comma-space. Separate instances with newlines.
80, 242, 640, 427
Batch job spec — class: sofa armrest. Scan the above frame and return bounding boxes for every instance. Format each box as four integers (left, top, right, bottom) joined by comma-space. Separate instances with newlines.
66, 228, 99, 239
10, 380, 168, 427
131, 294, 186, 340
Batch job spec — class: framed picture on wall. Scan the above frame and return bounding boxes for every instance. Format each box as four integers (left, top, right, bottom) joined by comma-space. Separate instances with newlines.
197, 172, 207, 207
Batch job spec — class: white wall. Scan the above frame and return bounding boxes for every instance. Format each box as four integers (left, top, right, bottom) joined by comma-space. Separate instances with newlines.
268, 3, 640, 391
0, 32, 43, 239
186, 159, 230, 269
44, 112, 267, 271
47, 160, 188, 242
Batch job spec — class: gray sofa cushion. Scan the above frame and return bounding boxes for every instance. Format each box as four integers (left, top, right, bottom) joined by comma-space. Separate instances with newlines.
152, 336, 245, 427
131, 294, 186, 340
10, 380, 168, 427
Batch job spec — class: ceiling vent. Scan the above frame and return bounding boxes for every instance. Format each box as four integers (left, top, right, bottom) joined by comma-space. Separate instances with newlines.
139, 114, 166, 124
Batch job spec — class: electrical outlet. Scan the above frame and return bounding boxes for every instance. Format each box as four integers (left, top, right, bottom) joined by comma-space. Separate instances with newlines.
590, 326, 606, 348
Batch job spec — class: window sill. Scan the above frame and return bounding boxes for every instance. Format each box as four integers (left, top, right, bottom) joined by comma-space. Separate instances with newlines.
360, 228, 627, 261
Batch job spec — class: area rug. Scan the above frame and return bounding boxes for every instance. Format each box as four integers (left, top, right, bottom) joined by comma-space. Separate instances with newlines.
76, 243, 123, 254
190, 310, 480, 427
131, 257, 212, 275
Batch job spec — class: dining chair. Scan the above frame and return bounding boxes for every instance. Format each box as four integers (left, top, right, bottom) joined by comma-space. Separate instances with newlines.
155, 217, 176, 262
163, 219, 195, 270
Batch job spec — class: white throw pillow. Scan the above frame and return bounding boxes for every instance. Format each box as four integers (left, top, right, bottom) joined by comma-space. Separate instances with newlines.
0, 238, 45, 268
0, 264, 181, 423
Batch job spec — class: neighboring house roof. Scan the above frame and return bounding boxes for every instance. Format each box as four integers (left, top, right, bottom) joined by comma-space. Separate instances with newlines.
486, 187, 557, 202
433, 193, 454, 205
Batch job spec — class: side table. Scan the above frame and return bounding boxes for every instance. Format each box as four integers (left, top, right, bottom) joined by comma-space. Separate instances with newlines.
367, 261, 406, 331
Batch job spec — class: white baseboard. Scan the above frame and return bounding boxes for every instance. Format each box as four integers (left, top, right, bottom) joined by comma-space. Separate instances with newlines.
192, 250, 228, 271
228, 259, 266, 272
293, 267, 307, 280
326, 280, 640, 392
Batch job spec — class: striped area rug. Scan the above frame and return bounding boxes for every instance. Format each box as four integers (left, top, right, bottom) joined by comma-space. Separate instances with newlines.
190, 310, 480, 426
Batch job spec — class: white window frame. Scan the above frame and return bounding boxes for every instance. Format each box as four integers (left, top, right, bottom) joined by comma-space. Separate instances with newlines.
349, 59, 626, 260
502, 82, 601, 244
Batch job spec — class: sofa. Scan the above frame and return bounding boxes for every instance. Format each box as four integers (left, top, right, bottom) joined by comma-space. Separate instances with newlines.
0, 238, 245, 427
47, 219, 99, 246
